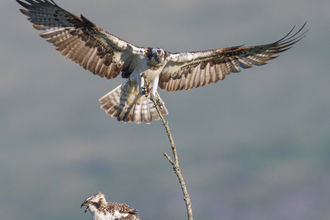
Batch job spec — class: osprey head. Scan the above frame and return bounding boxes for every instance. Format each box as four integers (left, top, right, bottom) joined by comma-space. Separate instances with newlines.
152, 47, 165, 61
81, 192, 106, 214
146, 47, 166, 68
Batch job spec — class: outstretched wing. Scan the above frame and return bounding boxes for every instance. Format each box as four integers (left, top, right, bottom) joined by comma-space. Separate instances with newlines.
159, 23, 308, 92
17, 0, 144, 79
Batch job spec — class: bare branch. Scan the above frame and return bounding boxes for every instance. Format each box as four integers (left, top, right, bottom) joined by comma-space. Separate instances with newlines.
142, 73, 193, 220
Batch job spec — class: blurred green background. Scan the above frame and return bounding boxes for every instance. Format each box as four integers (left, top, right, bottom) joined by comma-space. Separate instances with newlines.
1, 0, 330, 220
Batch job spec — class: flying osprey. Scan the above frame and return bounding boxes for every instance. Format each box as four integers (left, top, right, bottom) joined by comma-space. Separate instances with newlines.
17, 0, 307, 124
81, 192, 141, 220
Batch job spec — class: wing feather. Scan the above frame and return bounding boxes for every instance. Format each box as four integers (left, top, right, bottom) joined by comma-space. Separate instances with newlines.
17, 0, 143, 79
159, 23, 308, 92
209, 63, 216, 83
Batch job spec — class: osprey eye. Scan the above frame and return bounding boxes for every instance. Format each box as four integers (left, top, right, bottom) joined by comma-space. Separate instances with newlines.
88, 201, 92, 204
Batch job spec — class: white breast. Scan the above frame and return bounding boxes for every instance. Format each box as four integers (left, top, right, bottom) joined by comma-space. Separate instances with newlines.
92, 210, 129, 220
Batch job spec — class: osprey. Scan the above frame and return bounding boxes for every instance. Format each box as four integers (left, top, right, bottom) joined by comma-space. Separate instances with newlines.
17, 0, 307, 124
81, 192, 141, 220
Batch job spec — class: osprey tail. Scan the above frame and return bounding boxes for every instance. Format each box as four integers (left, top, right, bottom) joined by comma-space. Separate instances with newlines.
99, 81, 168, 124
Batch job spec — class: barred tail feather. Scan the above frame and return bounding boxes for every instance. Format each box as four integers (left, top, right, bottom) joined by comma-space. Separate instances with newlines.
99, 81, 168, 124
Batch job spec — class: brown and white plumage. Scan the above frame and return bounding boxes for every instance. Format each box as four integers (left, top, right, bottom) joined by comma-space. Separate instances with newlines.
17, 0, 308, 124
159, 29, 307, 91
81, 192, 141, 220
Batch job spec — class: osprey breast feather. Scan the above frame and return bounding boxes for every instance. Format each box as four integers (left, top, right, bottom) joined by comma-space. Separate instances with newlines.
17, 0, 308, 124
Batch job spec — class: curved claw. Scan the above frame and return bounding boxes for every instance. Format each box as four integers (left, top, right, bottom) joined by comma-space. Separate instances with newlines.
153, 98, 164, 109
141, 86, 150, 97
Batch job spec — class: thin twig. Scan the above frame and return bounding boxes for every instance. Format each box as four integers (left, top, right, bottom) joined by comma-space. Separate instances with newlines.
142, 73, 193, 220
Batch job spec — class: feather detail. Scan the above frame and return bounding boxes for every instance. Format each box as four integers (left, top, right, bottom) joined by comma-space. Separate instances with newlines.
16, 0, 142, 79
99, 81, 168, 124
159, 23, 308, 92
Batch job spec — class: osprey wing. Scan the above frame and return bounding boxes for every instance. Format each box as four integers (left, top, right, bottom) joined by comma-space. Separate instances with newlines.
17, 0, 144, 79
159, 23, 308, 92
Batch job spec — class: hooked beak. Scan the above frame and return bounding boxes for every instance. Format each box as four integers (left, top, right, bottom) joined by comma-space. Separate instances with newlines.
81, 202, 88, 213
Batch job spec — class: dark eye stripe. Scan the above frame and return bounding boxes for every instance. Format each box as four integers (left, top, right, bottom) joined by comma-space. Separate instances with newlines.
92, 202, 100, 208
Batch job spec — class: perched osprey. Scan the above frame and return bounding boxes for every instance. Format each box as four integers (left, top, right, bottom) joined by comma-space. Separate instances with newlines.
81, 192, 141, 220
17, 0, 307, 124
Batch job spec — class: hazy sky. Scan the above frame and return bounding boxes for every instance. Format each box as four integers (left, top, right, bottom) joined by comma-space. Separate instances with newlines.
1, 1, 330, 220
